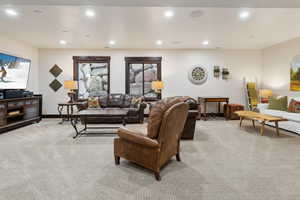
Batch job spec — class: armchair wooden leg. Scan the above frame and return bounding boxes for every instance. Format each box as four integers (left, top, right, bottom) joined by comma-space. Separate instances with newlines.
114, 155, 120, 165
154, 172, 161, 181
176, 153, 181, 162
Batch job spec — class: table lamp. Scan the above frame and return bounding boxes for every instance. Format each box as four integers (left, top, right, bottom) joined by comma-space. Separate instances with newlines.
259, 89, 273, 103
152, 81, 164, 93
64, 80, 78, 103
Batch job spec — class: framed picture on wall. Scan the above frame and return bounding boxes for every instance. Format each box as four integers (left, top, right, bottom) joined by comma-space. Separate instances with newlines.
290, 55, 300, 91
73, 56, 110, 99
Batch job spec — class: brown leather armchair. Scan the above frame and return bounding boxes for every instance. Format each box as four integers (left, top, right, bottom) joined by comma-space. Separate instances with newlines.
114, 98, 189, 181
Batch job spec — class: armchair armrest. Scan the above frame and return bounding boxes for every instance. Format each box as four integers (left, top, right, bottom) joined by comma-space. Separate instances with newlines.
117, 127, 159, 148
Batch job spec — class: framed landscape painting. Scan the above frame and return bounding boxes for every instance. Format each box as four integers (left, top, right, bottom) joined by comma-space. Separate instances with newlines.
290, 55, 300, 91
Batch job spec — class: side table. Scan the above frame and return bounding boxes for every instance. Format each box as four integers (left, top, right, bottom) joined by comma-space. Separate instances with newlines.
58, 102, 81, 124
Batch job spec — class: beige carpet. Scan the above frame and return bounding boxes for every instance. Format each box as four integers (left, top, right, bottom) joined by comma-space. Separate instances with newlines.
0, 119, 300, 200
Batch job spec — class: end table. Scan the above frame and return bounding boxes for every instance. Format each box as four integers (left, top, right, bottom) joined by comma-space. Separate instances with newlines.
58, 102, 81, 124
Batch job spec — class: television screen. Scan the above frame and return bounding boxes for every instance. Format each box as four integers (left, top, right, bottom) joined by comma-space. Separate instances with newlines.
0, 53, 31, 89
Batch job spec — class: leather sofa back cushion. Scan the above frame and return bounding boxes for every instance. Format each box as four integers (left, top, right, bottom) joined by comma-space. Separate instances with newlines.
98, 95, 108, 107
147, 97, 182, 139
268, 96, 288, 111
108, 94, 124, 107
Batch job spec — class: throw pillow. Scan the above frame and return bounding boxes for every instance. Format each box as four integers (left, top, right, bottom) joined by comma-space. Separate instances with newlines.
288, 99, 300, 113
88, 97, 100, 108
131, 97, 142, 108
268, 96, 287, 111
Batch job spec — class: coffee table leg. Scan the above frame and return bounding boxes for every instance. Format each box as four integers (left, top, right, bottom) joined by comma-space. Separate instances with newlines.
275, 121, 280, 136
252, 120, 255, 128
260, 121, 265, 136
239, 117, 244, 127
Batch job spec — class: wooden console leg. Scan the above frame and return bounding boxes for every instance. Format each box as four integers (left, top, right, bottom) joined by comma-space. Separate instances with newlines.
154, 172, 161, 181
176, 153, 181, 162
114, 155, 120, 165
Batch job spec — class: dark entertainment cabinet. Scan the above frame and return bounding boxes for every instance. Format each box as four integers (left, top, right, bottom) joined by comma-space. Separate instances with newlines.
0, 96, 42, 133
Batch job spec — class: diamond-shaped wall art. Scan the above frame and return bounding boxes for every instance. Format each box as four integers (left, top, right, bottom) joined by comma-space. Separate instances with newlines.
49, 64, 63, 77
49, 79, 62, 92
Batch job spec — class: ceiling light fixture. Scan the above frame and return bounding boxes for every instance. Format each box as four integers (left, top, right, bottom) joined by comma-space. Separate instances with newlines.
239, 11, 250, 19
85, 10, 95, 18
5, 9, 18, 16
59, 40, 67, 45
164, 10, 174, 18
109, 40, 116, 45
156, 40, 163, 45
202, 40, 209, 46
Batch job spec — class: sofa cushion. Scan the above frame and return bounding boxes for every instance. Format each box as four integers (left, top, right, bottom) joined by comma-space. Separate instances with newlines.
260, 109, 300, 123
147, 97, 182, 139
107, 94, 124, 107
123, 94, 133, 108
88, 97, 100, 108
268, 96, 287, 111
98, 94, 108, 107
288, 99, 300, 113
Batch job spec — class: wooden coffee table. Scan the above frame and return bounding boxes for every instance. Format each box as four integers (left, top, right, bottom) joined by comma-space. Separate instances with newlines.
71, 109, 129, 139
235, 111, 287, 136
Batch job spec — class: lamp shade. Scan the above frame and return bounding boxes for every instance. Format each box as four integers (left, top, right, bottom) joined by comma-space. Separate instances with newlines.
259, 89, 273, 98
64, 80, 78, 90
152, 81, 164, 90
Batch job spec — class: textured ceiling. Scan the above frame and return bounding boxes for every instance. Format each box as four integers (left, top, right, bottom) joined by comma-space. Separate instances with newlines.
2, 0, 300, 8
1, 6, 300, 49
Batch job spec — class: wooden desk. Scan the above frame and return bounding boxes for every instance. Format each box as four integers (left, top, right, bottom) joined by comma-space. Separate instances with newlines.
198, 96, 229, 121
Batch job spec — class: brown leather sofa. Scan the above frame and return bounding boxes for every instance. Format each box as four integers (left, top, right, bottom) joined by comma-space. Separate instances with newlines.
77, 93, 146, 123
180, 97, 199, 140
148, 96, 198, 140
114, 97, 189, 181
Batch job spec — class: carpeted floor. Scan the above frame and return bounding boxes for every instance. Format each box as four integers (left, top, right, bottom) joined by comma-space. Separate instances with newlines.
1, 119, 300, 200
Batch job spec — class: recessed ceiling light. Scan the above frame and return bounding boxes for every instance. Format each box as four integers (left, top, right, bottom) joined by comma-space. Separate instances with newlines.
190, 10, 204, 18
164, 10, 174, 18
156, 40, 163, 45
59, 40, 67, 45
85, 10, 95, 18
5, 9, 18, 16
109, 40, 115, 45
33, 9, 43, 14
202, 40, 209, 46
239, 11, 250, 19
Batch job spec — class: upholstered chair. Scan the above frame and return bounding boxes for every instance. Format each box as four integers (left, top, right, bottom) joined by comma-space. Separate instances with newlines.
114, 98, 189, 181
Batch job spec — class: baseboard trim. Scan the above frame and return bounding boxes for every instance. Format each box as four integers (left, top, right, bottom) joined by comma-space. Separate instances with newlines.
42, 114, 65, 118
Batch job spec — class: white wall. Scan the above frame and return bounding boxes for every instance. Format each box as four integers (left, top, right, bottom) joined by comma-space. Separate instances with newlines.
262, 37, 300, 98
0, 34, 39, 93
39, 49, 262, 114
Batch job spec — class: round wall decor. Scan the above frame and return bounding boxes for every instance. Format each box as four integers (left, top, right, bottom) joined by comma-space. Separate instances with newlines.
188, 65, 208, 85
